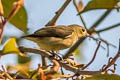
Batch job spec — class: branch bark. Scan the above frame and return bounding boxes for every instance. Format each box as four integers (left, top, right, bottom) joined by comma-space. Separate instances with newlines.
63, 37, 85, 59
19, 46, 101, 75
89, 9, 112, 30
96, 23, 120, 33
45, 0, 71, 26
102, 41, 120, 72
73, 0, 87, 29
82, 41, 101, 70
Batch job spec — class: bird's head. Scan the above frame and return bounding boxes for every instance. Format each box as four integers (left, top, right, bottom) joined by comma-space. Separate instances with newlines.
77, 26, 89, 38
69, 24, 89, 38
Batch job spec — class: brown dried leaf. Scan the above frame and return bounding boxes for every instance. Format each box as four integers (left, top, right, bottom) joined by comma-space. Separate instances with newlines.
78, 0, 83, 12
7, 62, 31, 76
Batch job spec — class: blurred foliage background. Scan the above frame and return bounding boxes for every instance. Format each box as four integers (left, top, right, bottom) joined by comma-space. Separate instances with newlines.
0, 0, 120, 79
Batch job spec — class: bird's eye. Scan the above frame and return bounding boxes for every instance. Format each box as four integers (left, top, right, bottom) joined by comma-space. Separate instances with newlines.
82, 28, 85, 32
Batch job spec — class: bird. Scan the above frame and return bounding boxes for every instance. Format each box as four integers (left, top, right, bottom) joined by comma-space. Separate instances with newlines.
22, 24, 89, 51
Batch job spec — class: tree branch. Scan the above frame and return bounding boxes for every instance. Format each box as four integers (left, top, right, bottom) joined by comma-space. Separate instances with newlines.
89, 9, 112, 30
82, 41, 101, 70
45, 0, 71, 26
96, 23, 120, 33
63, 37, 85, 59
19, 46, 101, 75
73, 0, 87, 29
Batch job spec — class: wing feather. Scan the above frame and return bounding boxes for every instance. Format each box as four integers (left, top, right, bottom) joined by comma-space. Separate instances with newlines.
24, 26, 74, 38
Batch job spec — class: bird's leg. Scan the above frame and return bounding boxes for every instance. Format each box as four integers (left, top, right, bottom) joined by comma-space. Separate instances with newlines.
48, 51, 55, 56
48, 51, 62, 60
54, 51, 63, 60
48, 51, 55, 58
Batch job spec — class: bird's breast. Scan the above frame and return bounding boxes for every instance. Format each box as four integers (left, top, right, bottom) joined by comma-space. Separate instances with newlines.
36, 36, 77, 51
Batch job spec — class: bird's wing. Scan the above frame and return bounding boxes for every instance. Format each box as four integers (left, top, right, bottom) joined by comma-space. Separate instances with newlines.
24, 26, 74, 38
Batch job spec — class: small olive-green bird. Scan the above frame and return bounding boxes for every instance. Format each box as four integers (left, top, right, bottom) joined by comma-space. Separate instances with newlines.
23, 24, 88, 51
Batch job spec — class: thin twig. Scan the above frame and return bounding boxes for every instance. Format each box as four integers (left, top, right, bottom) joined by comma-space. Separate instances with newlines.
73, 0, 87, 29
89, 9, 112, 30
0, 0, 24, 44
118, 39, 120, 52
1, 64, 7, 72
0, 17, 7, 43
89, 36, 116, 48
102, 51, 120, 72
96, 23, 120, 33
45, 0, 71, 26
82, 41, 101, 70
79, 15, 87, 29
89, 36, 116, 57
102, 40, 120, 72
106, 44, 109, 57
61, 66, 64, 75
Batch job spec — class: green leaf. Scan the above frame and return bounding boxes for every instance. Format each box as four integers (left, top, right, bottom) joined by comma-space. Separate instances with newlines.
85, 74, 120, 80
2, 0, 28, 32
2, 37, 20, 54
2, 37, 28, 57
80, 0, 118, 14
18, 55, 31, 64
74, 48, 80, 56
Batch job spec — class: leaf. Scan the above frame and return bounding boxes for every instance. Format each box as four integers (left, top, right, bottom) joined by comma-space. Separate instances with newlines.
74, 48, 80, 56
2, 0, 28, 32
0, 0, 4, 15
77, 1, 83, 12
18, 55, 31, 64
85, 74, 120, 80
79, 0, 118, 14
2, 37, 28, 57
7, 62, 31, 76
2, 37, 20, 54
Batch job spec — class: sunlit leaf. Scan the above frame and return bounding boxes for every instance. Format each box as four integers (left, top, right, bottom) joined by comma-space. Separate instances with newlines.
74, 48, 80, 56
2, 0, 28, 32
85, 74, 120, 80
79, 0, 118, 14
74, 43, 85, 61
7, 62, 31, 77
29, 70, 38, 79
2, 37, 28, 57
2, 37, 20, 54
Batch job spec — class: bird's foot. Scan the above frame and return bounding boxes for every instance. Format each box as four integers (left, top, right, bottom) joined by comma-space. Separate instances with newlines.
48, 51, 63, 61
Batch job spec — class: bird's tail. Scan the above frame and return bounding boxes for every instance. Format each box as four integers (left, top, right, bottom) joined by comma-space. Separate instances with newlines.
22, 34, 40, 38
21, 34, 38, 41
